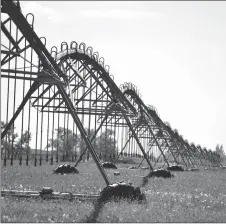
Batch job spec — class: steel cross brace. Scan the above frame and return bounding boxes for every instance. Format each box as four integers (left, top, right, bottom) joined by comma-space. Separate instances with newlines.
162, 135, 188, 169
148, 112, 185, 167
1, 81, 41, 140
174, 139, 194, 167
201, 148, 212, 167
105, 102, 154, 170
153, 143, 169, 167
183, 143, 198, 166
116, 123, 144, 160
56, 84, 110, 185
169, 138, 191, 168
1, 21, 21, 52
170, 143, 189, 168
120, 109, 154, 171
1, 0, 111, 186
74, 114, 109, 167
156, 120, 188, 163
123, 90, 185, 168
146, 111, 189, 169
137, 138, 156, 168
123, 89, 182, 169
32, 62, 85, 107
177, 136, 197, 167
151, 128, 182, 167
168, 131, 195, 168
1, 0, 68, 84
139, 112, 170, 167
185, 142, 204, 167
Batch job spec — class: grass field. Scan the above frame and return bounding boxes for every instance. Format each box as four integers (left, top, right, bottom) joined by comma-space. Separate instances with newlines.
1, 160, 226, 222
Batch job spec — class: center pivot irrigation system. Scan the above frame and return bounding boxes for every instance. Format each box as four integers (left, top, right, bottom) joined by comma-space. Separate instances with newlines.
1, 0, 222, 188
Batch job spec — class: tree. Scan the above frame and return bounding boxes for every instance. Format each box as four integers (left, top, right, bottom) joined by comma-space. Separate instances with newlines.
1, 121, 32, 159
216, 144, 225, 162
47, 127, 79, 161
78, 128, 118, 162
14, 130, 32, 158
95, 129, 117, 161
1, 121, 18, 158
78, 128, 96, 162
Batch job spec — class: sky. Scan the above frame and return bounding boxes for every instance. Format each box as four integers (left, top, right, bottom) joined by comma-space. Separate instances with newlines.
9, 1, 226, 152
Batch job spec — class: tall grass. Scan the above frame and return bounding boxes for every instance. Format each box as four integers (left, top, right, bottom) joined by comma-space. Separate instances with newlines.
1, 161, 226, 222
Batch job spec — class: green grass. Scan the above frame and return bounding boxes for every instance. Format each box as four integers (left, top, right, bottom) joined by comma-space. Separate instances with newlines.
1, 160, 149, 193
1, 160, 226, 222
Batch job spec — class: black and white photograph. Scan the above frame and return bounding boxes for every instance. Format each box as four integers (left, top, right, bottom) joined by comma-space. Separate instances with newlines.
1, 0, 226, 223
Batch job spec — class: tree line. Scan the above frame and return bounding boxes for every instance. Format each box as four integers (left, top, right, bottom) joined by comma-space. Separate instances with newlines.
1, 121, 117, 161
2, 120, 225, 163
1, 121, 31, 159
215, 144, 225, 162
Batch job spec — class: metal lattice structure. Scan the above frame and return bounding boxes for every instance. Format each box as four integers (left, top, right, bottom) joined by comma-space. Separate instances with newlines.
1, 0, 222, 187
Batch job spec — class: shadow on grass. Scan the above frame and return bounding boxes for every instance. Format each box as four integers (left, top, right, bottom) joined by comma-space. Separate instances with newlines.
82, 200, 104, 223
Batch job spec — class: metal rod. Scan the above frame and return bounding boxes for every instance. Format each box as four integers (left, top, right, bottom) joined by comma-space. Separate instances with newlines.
56, 84, 110, 186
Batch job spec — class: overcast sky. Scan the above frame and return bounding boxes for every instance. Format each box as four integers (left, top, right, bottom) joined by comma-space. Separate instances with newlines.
19, 1, 226, 152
